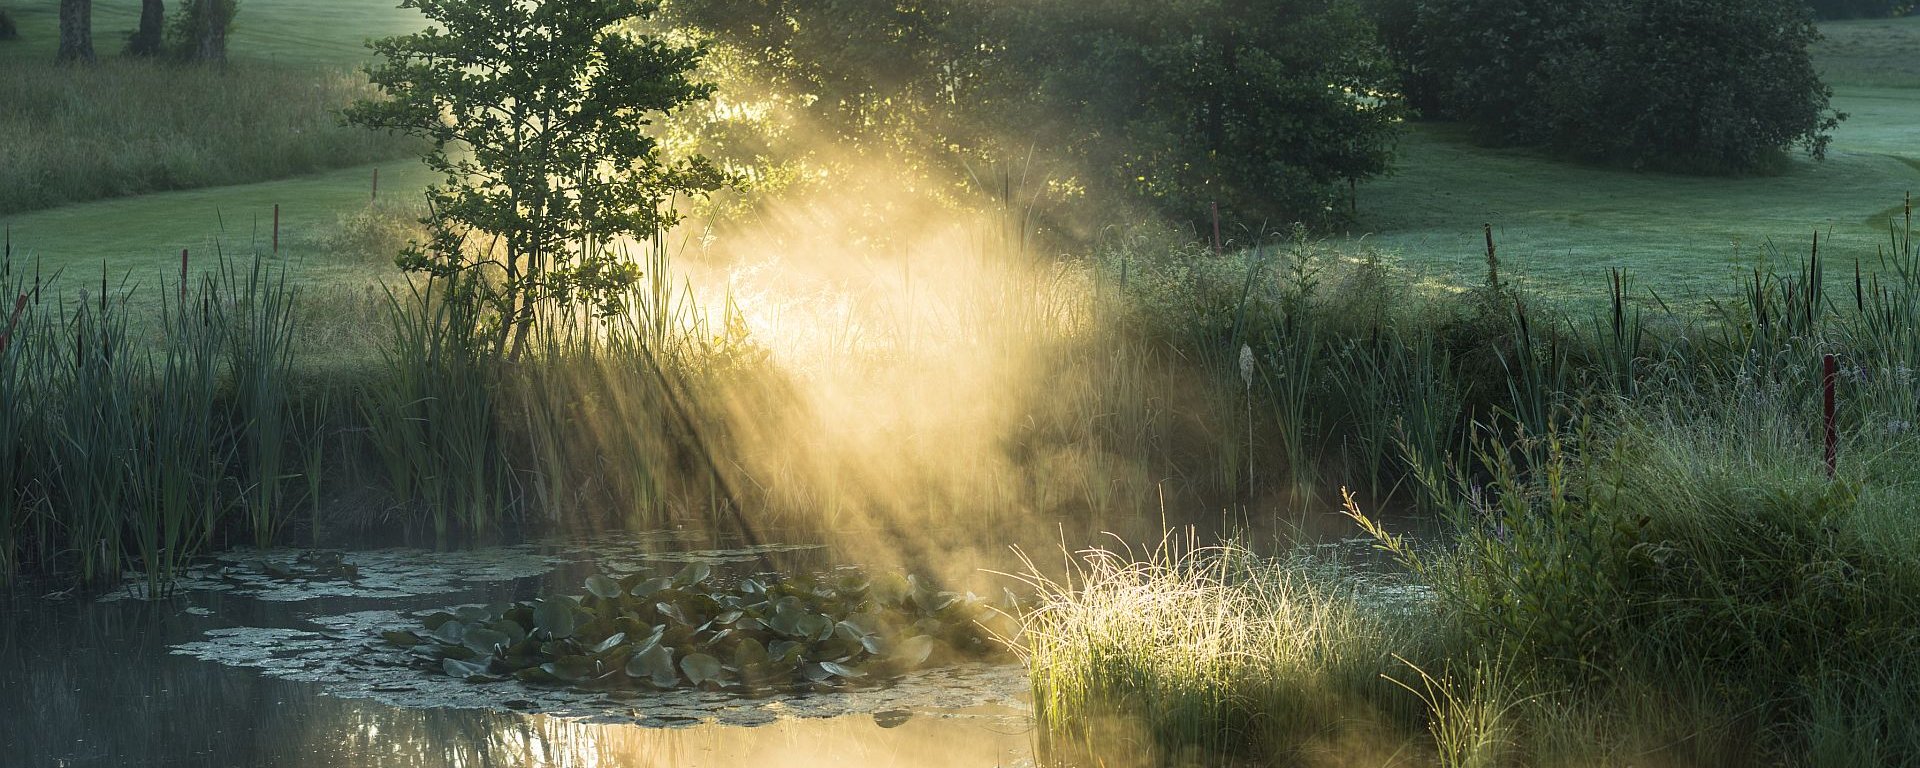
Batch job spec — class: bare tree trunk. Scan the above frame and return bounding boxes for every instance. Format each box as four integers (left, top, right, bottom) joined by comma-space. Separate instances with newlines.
56, 0, 94, 64
195, 0, 229, 64
127, 0, 165, 56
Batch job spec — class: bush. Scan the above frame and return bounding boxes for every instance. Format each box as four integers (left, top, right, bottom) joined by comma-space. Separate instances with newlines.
0, 9, 18, 41
1808, 0, 1914, 19
1365, 414, 1920, 760
1411, 0, 1842, 173
166, 0, 238, 63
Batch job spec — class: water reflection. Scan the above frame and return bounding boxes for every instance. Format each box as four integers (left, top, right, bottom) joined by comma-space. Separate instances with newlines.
0, 533, 1035, 768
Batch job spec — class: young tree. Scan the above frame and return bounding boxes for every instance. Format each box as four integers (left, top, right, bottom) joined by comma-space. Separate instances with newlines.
56, 0, 93, 63
345, 0, 724, 357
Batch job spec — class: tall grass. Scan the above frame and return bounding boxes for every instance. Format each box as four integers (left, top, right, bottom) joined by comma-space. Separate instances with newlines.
1019, 539, 1435, 766
0, 61, 415, 214
0, 250, 308, 590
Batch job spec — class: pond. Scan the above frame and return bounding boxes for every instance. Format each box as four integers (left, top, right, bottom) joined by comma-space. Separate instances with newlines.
0, 531, 1036, 767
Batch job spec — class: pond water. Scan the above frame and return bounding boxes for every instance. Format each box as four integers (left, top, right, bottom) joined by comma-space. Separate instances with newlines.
1, 531, 1036, 767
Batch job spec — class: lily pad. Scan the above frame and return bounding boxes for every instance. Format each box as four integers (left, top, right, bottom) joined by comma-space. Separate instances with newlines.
680, 653, 725, 687
442, 657, 501, 682
584, 574, 624, 600
381, 630, 424, 648
461, 627, 513, 657
532, 598, 576, 639
432, 620, 467, 646
626, 643, 678, 688
890, 635, 936, 667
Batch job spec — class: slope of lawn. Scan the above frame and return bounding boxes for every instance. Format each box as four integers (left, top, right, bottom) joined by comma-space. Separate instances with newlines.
0, 0, 425, 214
1349, 16, 1920, 310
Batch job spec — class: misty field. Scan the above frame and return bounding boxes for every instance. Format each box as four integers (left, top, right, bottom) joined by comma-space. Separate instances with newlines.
2, 2, 1918, 767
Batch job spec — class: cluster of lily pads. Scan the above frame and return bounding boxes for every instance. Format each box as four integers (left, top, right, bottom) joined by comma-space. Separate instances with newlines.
382, 563, 1021, 692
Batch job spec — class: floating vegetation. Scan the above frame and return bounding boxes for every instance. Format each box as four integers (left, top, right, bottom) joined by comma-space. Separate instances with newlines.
242, 550, 362, 582
383, 564, 1020, 694
96, 544, 564, 602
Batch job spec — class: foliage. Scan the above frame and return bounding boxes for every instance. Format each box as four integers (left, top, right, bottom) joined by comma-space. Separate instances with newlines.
344, 0, 725, 357
165, 0, 237, 63
1808, 0, 1914, 19
1020, 540, 1433, 765
383, 563, 1015, 691
657, 0, 1403, 231
1009, 0, 1404, 230
1409, 0, 1843, 172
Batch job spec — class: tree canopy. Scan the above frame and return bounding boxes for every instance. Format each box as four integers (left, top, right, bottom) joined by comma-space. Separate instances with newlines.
346, 0, 725, 355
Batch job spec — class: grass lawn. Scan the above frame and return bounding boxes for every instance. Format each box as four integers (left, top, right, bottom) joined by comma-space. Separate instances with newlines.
1348, 16, 1920, 311
3, 161, 433, 311
0, 0, 422, 67
0, 0, 432, 308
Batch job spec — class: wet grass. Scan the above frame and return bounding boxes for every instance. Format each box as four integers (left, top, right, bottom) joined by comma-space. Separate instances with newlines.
1025, 202, 1920, 766
1350, 16, 1920, 309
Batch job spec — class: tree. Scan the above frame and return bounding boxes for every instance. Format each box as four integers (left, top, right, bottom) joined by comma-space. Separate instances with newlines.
166, 0, 235, 63
1806, 0, 1913, 18
1007, 0, 1403, 229
56, 0, 93, 63
126, 0, 164, 56
345, 0, 725, 356
1411, 0, 1842, 173
656, 0, 1402, 232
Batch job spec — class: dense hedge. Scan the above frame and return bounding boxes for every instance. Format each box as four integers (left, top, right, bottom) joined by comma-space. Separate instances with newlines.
1401, 0, 1842, 173
1808, 0, 1913, 18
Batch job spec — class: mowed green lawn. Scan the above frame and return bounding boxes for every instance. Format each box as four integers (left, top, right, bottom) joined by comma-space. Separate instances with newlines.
1350, 16, 1920, 310
0, 0, 430, 306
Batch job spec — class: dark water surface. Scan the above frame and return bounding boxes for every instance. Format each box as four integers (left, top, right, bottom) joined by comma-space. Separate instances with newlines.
1, 531, 1035, 768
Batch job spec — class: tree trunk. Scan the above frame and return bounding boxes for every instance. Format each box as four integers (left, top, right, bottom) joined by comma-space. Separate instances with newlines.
56, 0, 95, 64
127, 0, 165, 56
195, 0, 228, 64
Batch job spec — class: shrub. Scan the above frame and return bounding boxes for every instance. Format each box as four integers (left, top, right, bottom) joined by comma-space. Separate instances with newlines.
1411, 0, 1843, 172
0, 9, 18, 41
167, 0, 238, 63
1808, 0, 1914, 19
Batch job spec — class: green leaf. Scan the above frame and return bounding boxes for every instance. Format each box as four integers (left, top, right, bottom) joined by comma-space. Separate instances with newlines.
533, 598, 576, 639
819, 660, 866, 679
890, 635, 935, 667
628, 576, 673, 598
585, 574, 624, 600
462, 627, 514, 657
626, 643, 679, 688
381, 630, 424, 648
443, 657, 499, 682
590, 632, 628, 655
432, 620, 467, 646
680, 652, 725, 687
672, 562, 712, 588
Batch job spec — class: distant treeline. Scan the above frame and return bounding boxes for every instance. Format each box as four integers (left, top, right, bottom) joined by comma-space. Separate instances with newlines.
1809, 0, 1914, 18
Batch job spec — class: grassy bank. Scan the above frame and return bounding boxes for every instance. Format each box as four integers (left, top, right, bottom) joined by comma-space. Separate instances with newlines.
1025, 415, 1920, 766
0, 0, 423, 215
1023, 202, 1920, 764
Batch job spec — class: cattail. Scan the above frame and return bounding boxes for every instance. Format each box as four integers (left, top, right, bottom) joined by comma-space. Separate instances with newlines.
0, 293, 25, 356
1241, 343, 1255, 501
